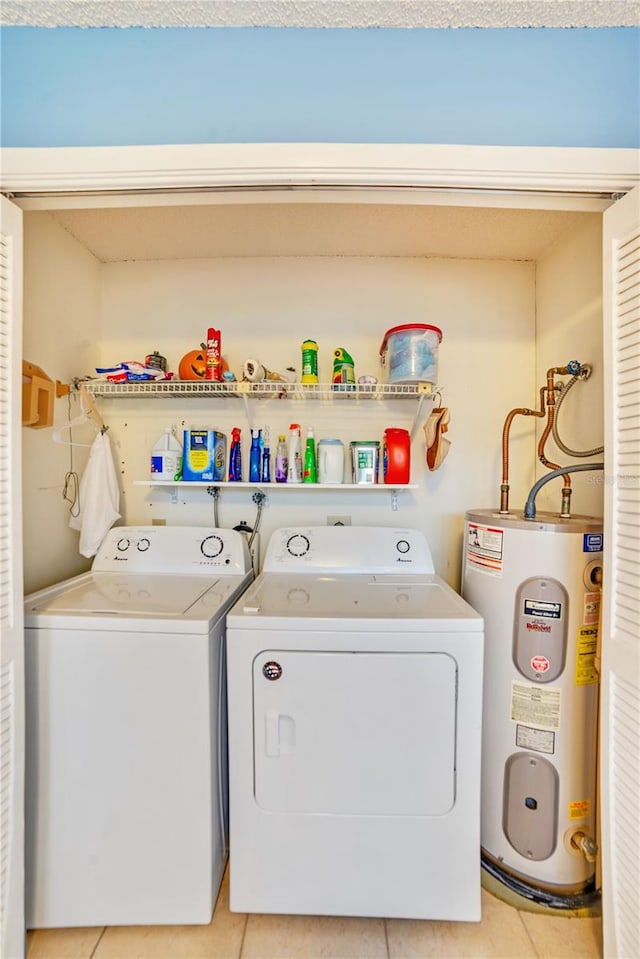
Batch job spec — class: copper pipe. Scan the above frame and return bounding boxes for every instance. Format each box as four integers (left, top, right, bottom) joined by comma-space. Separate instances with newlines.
500, 364, 582, 516
538, 405, 560, 469
500, 387, 546, 513
538, 404, 574, 516
539, 368, 572, 494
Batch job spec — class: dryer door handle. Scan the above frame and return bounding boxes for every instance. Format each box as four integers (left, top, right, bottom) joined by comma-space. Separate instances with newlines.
265, 710, 296, 757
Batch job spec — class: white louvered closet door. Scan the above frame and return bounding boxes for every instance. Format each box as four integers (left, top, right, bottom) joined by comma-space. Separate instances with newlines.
0, 195, 25, 959
601, 187, 640, 959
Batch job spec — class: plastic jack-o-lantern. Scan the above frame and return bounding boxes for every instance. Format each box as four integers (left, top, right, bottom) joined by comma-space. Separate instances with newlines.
178, 345, 207, 380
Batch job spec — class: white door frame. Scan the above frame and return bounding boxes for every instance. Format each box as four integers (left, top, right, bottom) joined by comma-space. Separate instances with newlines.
1, 143, 639, 203
1, 142, 639, 953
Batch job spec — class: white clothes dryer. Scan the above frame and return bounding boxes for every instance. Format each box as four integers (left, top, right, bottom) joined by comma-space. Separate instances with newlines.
24, 526, 253, 929
226, 526, 484, 921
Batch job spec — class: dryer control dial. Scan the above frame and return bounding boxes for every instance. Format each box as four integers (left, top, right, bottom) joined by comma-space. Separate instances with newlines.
286, 533, 311, 557
396, 539, 411, 555
200, 534, 224, 559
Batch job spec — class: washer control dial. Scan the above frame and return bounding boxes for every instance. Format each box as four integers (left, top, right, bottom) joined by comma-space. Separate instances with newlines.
286, 533, 311, 557
116, 538, 130, 552
200, 534, 224, 559
137, 538, 150, 552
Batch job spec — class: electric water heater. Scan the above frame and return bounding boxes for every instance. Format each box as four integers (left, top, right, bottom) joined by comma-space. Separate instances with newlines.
462, 509, 603, 897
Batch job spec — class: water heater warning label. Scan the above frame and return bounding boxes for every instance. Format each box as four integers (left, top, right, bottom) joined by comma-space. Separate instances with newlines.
583, 592, 600, 627
466, 524, 503, 577
511, 682, 561, 731
530, 655, 551, 673
569, 799, 591, 820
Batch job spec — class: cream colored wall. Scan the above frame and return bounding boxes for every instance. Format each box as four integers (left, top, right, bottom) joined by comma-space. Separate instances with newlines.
24, 215, 603, 590
22, 213, 102, 593
534, 215, 604, 518
95, 255, 536, 587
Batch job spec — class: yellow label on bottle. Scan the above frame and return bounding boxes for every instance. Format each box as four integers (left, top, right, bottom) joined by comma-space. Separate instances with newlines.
301, 340, 319, 382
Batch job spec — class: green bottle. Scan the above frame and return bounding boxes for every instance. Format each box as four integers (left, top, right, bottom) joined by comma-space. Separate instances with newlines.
303, 427, 317, 483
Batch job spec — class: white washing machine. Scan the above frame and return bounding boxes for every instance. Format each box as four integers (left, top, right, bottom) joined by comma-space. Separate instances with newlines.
24, 525, 253, 929
226, 526, 485, 921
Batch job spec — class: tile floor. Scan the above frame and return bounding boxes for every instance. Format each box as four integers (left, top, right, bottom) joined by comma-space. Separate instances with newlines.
26, 868, 602, 959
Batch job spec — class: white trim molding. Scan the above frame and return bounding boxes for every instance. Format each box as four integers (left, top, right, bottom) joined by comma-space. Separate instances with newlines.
2, 143, 639, 200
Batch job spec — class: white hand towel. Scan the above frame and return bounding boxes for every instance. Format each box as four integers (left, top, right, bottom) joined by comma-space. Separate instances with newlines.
69, 432, 121, 557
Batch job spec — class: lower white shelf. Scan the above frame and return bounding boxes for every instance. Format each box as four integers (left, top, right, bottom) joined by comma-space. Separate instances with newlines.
134, 481, 417, 491
134, 480, 416, 510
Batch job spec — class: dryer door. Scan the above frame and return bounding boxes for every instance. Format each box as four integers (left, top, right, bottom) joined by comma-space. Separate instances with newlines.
253, 648, 457, 816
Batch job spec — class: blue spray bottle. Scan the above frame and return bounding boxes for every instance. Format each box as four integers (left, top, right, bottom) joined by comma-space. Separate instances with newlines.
261, 428, 272, 483
249, 428, 262, 482
229, 427, 243, 481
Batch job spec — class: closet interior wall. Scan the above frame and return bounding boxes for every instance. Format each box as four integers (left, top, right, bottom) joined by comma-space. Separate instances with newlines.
21, 202, 603, 592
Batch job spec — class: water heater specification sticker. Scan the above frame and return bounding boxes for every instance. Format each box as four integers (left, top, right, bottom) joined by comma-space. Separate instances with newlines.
515, 724, 555, 754
511, 682, 561, 731
466, 524, 503, 577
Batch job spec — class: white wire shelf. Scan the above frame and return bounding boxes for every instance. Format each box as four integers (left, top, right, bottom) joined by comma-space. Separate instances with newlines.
82, 380, 435, 400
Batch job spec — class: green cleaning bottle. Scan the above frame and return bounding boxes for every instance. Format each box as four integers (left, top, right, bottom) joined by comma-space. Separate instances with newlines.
303, 426, 317, 483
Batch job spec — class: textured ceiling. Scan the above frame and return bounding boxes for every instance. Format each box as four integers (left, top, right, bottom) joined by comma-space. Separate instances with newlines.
2, 0, 639, 28
42, 203, 595, 262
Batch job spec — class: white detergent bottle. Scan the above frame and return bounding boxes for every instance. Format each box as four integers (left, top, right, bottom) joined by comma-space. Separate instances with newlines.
287, 423, 303, 484
150, 428, 182, 481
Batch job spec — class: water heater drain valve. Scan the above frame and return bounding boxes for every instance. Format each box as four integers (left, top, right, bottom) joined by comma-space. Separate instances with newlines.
570, 831, 598, 863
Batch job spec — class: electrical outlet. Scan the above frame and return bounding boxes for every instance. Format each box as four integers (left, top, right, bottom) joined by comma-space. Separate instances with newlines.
152, 518, 167, 526
327, 515, 351, 526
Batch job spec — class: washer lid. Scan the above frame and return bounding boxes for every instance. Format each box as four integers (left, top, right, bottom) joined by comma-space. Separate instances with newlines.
25, 571, 252, 628
228, 572, 482, 631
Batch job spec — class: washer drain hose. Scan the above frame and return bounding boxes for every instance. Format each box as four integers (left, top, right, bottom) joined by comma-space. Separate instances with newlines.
524, 463, 604, 519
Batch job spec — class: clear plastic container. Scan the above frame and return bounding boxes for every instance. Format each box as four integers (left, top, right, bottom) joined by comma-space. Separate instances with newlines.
350, 441, 380, 485
379, 323, 442, 386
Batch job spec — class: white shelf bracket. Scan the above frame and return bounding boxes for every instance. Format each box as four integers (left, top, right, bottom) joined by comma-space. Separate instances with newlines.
241, 391, 253, 430
409, 392, 427, 443
391, 489, 399, 511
